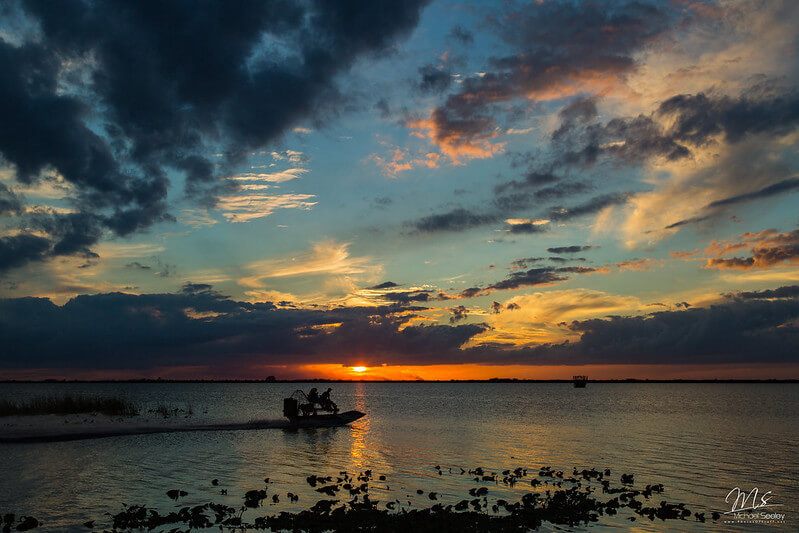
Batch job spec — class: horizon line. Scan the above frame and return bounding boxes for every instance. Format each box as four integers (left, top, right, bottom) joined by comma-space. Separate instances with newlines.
1, 378, 797, 384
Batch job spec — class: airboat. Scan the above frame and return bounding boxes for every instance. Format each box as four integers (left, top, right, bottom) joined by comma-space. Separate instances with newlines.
282, 390, 365, 428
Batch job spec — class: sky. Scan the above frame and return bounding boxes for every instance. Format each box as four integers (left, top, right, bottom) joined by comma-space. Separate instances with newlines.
0, 0, 798, 380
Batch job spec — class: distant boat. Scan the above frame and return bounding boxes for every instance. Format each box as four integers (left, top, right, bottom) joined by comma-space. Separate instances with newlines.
573, 375, 588, 388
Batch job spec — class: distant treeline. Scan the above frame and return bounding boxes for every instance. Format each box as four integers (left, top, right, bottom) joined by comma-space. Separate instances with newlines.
0, 378, 796, 384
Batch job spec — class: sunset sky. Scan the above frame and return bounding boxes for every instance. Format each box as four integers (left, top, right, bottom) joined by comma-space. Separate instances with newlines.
1, 0, 798, 380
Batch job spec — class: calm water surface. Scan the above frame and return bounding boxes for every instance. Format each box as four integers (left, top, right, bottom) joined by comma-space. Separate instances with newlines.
0, 383, 796, 531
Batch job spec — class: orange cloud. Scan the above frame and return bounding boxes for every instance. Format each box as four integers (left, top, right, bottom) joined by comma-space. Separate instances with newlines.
704, 228, 799, 270
407, 114, 505, 164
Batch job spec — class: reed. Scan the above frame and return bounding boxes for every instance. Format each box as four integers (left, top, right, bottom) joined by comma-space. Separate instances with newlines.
0, 395, 139, 417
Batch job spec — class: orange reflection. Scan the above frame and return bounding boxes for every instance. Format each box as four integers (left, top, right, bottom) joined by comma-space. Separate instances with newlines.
349, 382, 369, 468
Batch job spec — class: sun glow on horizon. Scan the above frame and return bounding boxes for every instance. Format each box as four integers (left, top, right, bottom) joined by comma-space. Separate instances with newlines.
351, 366, 368, 373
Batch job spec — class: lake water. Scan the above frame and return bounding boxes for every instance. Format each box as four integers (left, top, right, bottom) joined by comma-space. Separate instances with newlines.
0, 382, 796, 531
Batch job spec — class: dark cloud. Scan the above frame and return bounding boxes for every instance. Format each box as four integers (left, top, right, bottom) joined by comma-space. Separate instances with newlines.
494, 171, 559, 194
664, 214, 712, 230
512, 296, 799, 364
408, 207, 499, 233
0, 0, 430, 271
420, 0, 677, 155
370, 281, 400, 290
2, 285, 797, 371
494, 192, 534, 212
706, 177, 799, 209
733, 285, 799, 300
491, 301, 502, 314
418, 64, 452, 93
552, 96, 598, 140
374, 98, 392, 119
705, 229, 799, 270
533, 181, 593, 201
552, 87, 799, 172
0, 289, 485, 370
507, 221, 548, 234
125, 262, 151, 271
0, 183, 22, 215
556, 115, 691, 166
384, 290, 433, 304
449, 305, 468, 323
449, 25, 474, 45
659, 90, 799, 145
487, 268, 569, 291
0, 234, 52, 271
548, 192, 631, 221
548, 245, 595, 254
511, 257, 546, 269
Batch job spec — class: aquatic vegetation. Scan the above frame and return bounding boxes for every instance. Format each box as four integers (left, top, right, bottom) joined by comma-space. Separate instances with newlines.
147, 402, 195, 418
2, 513, 39, 531
165, 489, 188, 501
91, 465, 722, 531
4, 464, 724, 530
0, 396, 138, 417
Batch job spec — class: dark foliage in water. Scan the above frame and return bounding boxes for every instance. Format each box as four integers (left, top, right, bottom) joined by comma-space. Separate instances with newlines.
147, 403, 195, 419
97, 465, 720, 532
2, 513, 39, 531
0, 395, 137, 417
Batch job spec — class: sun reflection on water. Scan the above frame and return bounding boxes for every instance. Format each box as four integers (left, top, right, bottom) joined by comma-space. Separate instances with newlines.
349, 382, 370, 468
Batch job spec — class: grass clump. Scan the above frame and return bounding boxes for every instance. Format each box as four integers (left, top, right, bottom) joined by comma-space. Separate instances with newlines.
148, 402, 194, 418
0, 395, 139, 417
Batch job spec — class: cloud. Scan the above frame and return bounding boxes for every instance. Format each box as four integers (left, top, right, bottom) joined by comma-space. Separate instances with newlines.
518, 294, 799, 364
217, 193, 317, 223
505, 218, 549, 234
448, 25, 474, 45
548, 192, 631, 221
418, 64, 452, 94
411, 0, 680, 161
548, 245, 595, 254
2, 284, 797, 371
240, 241, 379, 288
615, 258, 660, 271
705, 177, 799, 209
408, 208, 500, 233
449, 305, 468, 323
0, 0, 430, 269
704, 228, 799, 270
487, 268, 571, 291
228, 169, 309, 184
494, 171, 559, 194
0, 234, 52, 271
659, 90, 799, 145
0, 289, 488, 370
0, 183, 22, 215
733, 285, 799, 300
473, 289, 642, 346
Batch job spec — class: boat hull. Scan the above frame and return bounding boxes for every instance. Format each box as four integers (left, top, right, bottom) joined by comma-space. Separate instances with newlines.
286, 410, 365, 428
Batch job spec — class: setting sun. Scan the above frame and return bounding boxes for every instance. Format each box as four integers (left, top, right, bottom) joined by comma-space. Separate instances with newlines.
351, 366, 368, 373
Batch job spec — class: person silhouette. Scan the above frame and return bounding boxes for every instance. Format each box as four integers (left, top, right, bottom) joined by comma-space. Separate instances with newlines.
320, 387, 338, 413
307, 387, 320, 415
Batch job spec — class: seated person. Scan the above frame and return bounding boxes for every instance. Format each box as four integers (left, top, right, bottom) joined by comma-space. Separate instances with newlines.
319, 387, 339, 413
